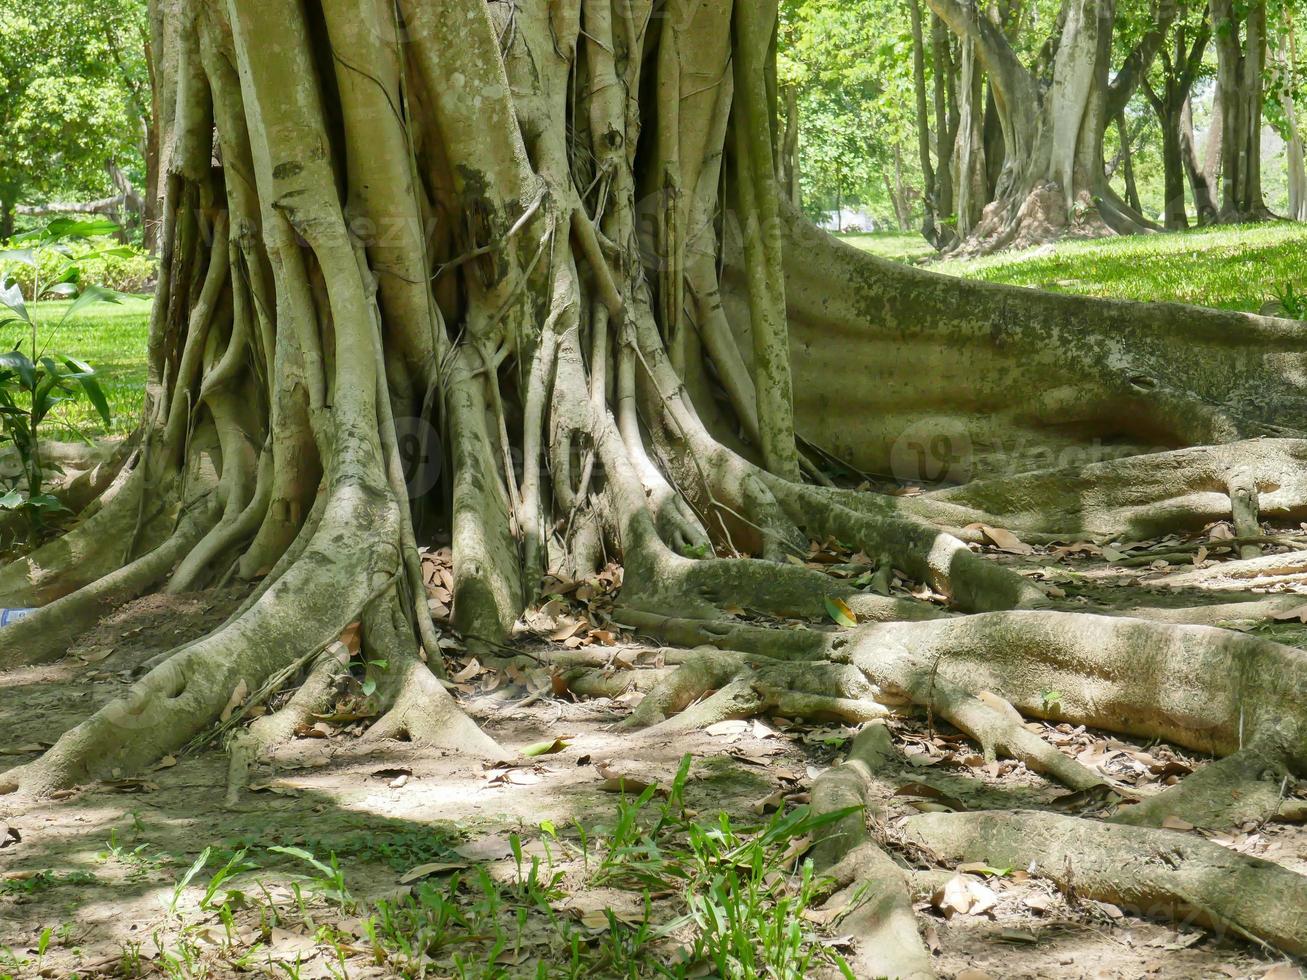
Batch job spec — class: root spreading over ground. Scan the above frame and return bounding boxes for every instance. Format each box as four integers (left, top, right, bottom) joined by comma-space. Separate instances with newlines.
6, 0, 1307, 971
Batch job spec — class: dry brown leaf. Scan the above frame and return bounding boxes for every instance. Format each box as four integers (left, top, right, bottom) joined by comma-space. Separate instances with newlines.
452, 658, 486, 682
1262, 965, 1305, 980
969, 524, 1034, 555
1161, 815, 1196, 831
932, 874, 999, 919
78, 647, 114, 664
705, 720, 750, 739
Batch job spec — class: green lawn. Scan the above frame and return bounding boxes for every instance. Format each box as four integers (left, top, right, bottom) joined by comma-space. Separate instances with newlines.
21, 295, 152, 439
836, 230, 939, 263
840, 222, 1307, 314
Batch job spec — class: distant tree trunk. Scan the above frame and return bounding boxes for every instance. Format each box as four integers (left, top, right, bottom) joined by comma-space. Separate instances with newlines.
1143, 17, 1211, 231
1181, 97, 1219, 222
1203, 84, 1224, 191
929, 0, 1155, 252
932, 15, 961, 243
886, 147, 912, 231
778, 85, 801, 209
142, 37, 162, 253
953, 36, 988, 238
1117, 112, 1144, 215
909, 0, 939, 244
1210, 0, 1272, 221
1159, 108, 1189, 228
1278, 15, 1307, 221
0, 201, 13, 242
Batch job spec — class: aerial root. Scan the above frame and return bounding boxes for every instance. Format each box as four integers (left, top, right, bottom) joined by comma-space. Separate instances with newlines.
809, 723, 936, 980
900, 809, 1307, 955
0, 498, 219, 670
900, 438, 1307, 542
225, 641, 353, 807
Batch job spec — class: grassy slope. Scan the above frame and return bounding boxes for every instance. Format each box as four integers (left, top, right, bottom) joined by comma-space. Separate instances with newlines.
22, 295, 152, 439
841, 222, 1307, 313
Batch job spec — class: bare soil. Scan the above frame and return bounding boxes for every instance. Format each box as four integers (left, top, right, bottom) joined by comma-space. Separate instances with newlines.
3, 534, 1307, 979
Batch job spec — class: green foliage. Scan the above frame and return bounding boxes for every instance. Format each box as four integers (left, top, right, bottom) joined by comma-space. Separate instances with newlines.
918, 222, 1307, 312
1272, 280, 1307, 319
0, 0, 150, 222
0, 237, 154, 295
0, 219, 122, 530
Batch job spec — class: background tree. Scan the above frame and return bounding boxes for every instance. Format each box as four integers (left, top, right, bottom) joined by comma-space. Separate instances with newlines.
0, 0, 150, 241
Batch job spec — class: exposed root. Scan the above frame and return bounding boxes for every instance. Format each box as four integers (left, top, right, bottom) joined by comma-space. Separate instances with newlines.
224, 641, 352, 807
809, 724, 936, 980
1110, 746, 1292, 831
901, 809, 1307, 954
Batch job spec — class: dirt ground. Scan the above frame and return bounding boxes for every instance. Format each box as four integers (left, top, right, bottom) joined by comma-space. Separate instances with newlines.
3, 531, 1307, 979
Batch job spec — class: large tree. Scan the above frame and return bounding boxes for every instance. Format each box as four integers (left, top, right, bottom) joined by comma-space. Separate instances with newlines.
926, 0, 1181, 251
7, 0, 1307, 970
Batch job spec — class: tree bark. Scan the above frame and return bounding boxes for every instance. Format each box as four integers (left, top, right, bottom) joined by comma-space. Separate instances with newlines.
1210, 0, 1272, 221
7, 3, 1307, 965
909, 0, 939, 245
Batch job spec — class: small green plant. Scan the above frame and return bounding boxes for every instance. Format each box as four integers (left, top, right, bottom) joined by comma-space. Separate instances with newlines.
0, 869, 98, 896
1271, 281, 1307, 319
0, 217, 122, 531
267, 846, 354, 912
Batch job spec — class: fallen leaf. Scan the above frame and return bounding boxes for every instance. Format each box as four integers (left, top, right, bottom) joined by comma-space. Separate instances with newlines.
153, 755, 178, 770
824, 595, 858, 628
999, 928, 1039, 944
452, 659, 486, 682
1262, 965, 1305, 980
972, 524, 1034, 555
398, 861, 468, 884
523, 737, 572, 757
595, 761, 664, 796
705, 720, 750, 739
932, 874, 998, 919
1161, 815, 1196, 832
78, 647, 115, 664
752, 789, 784, 814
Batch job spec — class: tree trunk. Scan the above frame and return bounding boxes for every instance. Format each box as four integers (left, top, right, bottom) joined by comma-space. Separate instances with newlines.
0, 201, 13, 242
932, 15, 960, 243
1160, 107, 1189, 229
929, 0, 1154, 253
1181, 97, 1219, 223
909, 0, 939, 245
1211, 0, 1272, 221
1117, 111, 1145, 215
778, 84, 801, 210
891, 144, 912, 231
953, 36, 988, 238
1277, 16, 1307, 221
10, 2, 1307, 964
